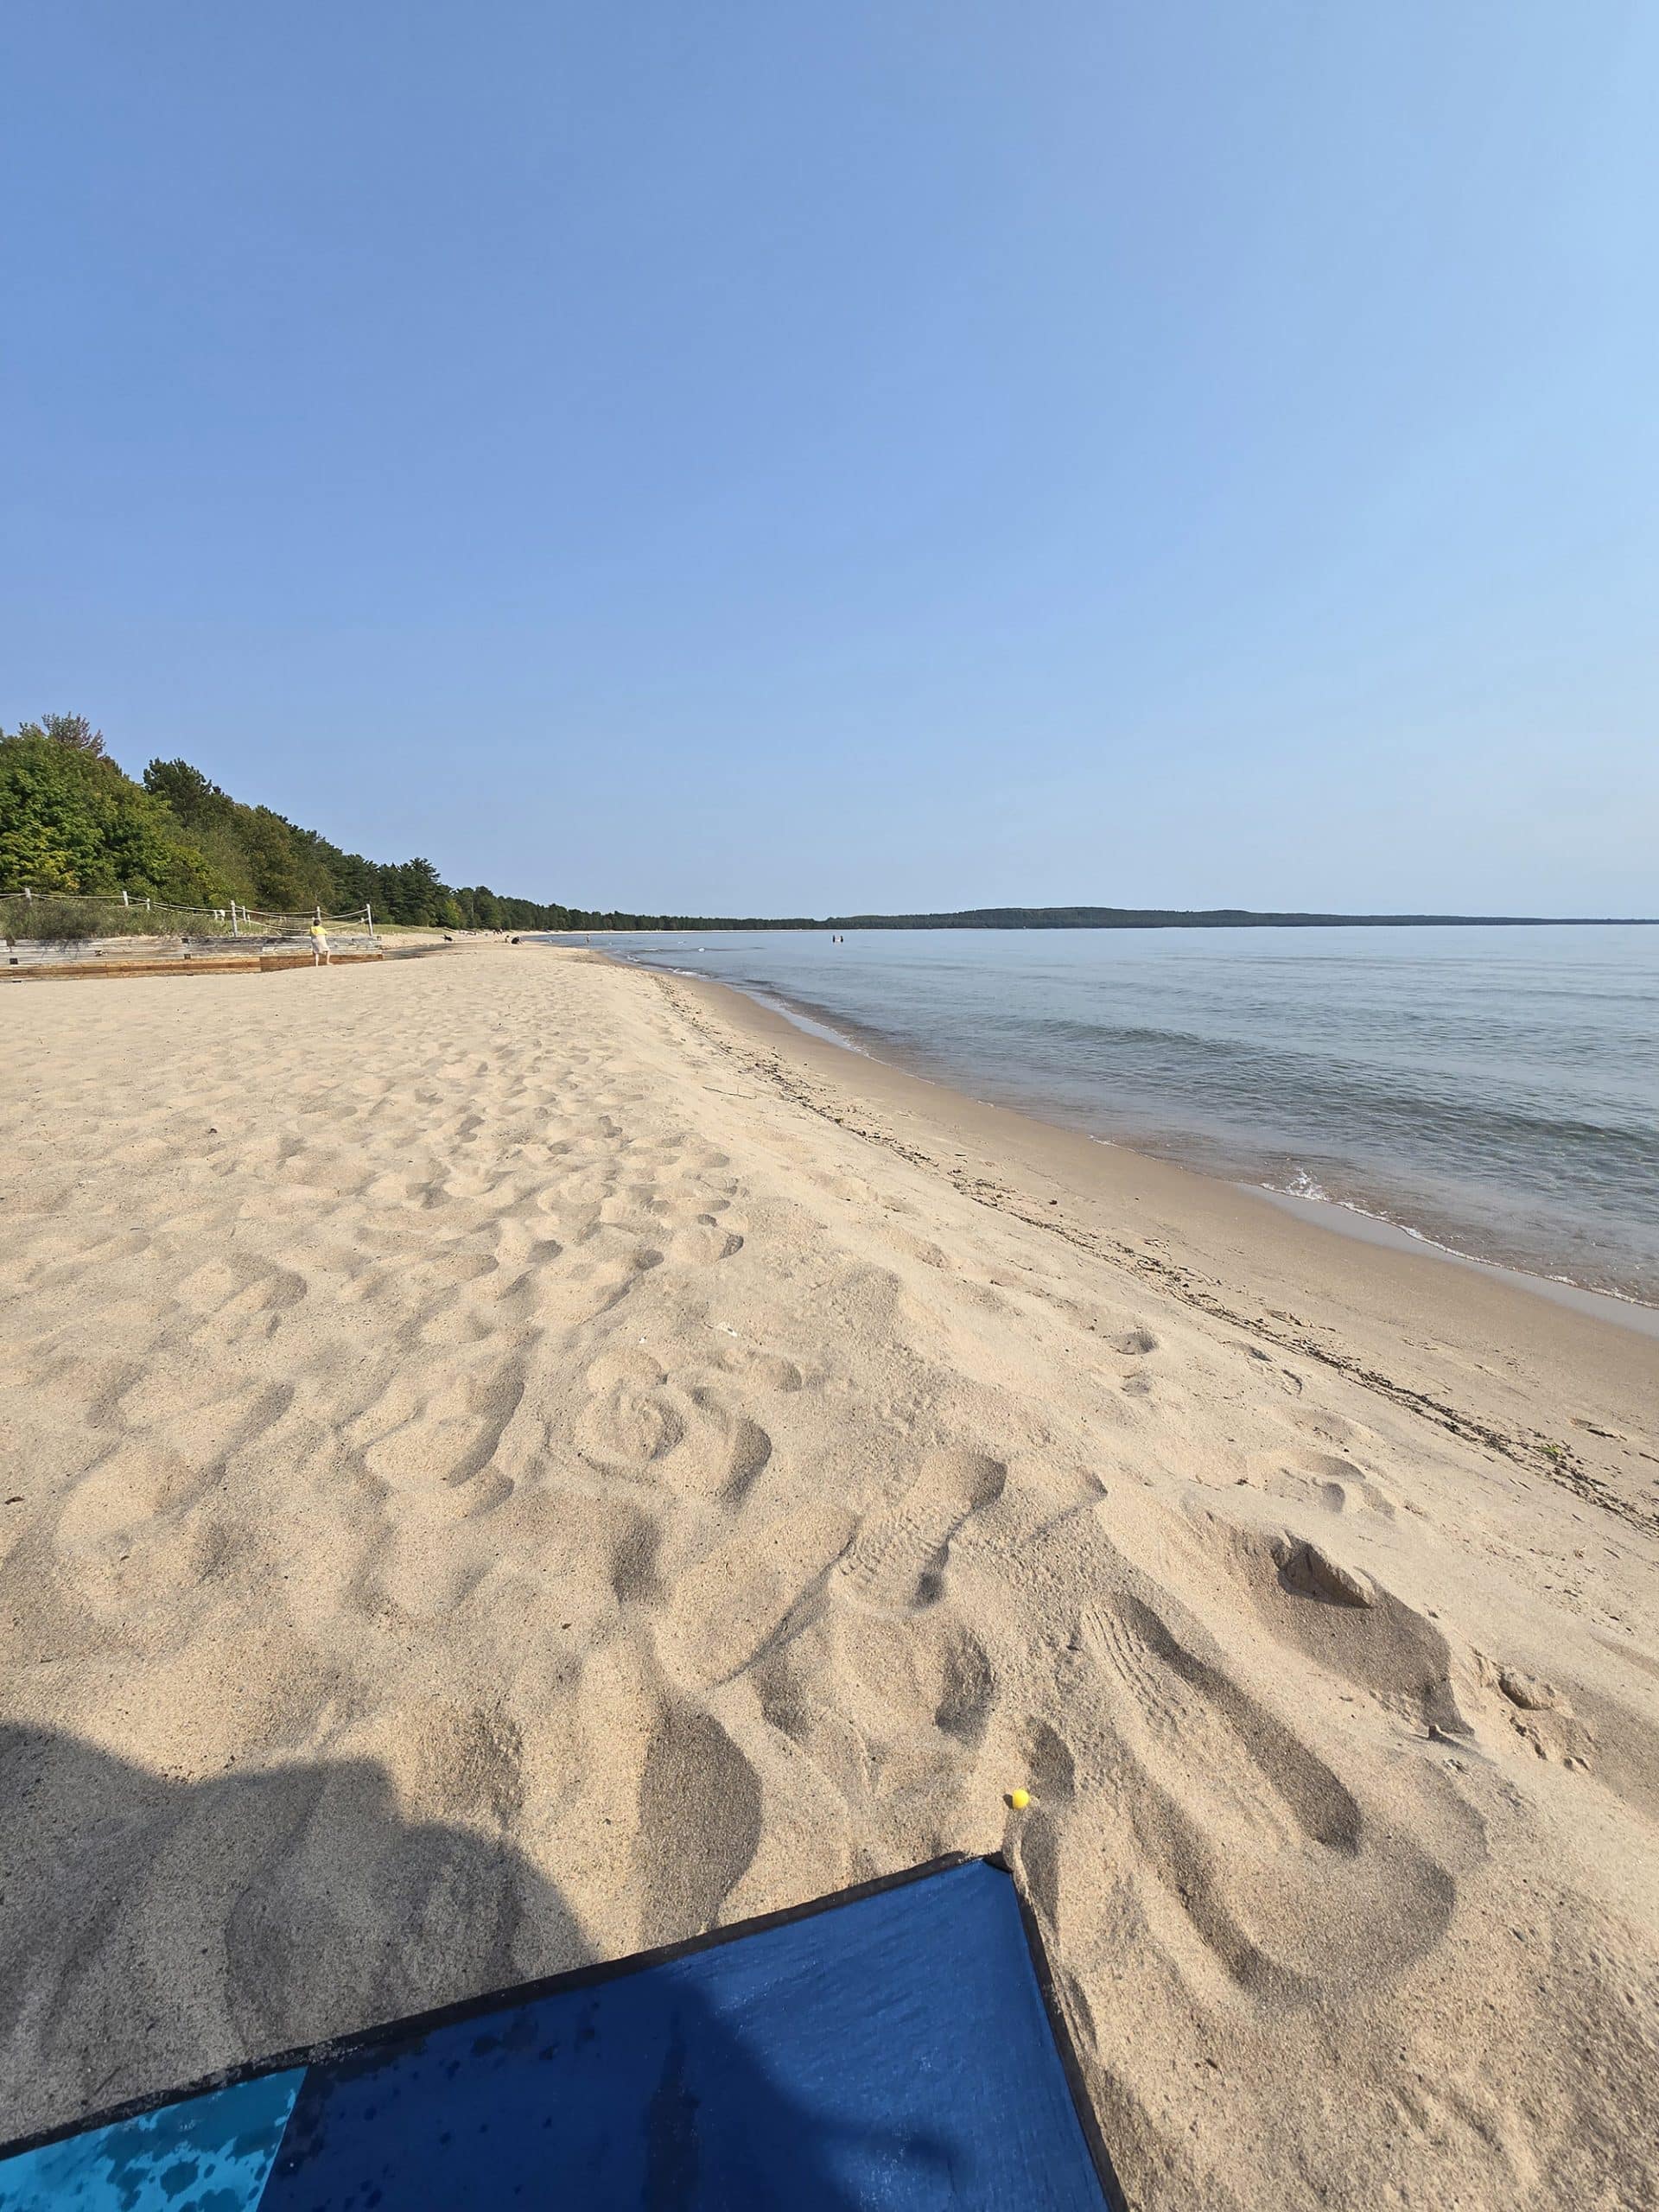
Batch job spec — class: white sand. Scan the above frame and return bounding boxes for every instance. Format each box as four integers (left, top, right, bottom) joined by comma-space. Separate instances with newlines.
2, 945, 1656, 2205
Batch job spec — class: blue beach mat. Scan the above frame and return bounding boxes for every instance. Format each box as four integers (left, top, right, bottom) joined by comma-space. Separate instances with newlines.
0, 1855, 1122, 2210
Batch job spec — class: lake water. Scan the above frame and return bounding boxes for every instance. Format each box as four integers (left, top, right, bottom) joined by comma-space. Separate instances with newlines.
572, 925, 1659, 1306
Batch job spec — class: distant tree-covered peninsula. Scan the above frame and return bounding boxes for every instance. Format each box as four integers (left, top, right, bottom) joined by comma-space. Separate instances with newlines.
0, 718, 1637, 931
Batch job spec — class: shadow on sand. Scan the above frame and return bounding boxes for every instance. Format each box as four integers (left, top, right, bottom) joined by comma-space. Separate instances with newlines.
0, 1724, 923, 2205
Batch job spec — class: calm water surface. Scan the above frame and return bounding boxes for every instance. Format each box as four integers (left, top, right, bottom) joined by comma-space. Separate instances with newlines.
573, 926, 1659, 1306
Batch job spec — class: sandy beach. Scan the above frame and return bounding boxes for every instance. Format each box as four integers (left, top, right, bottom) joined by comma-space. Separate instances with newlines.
2, 943, 1656, 2206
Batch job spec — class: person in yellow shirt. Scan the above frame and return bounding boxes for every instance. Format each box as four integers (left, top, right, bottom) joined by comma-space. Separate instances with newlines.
308, 919, 330, 967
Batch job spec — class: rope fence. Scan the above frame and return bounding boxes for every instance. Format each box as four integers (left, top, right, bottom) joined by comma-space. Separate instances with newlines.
0, 888, 379, 948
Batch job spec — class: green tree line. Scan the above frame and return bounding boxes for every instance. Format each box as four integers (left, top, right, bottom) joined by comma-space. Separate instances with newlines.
0, 715, 690, 932
11, 714, 1548, 937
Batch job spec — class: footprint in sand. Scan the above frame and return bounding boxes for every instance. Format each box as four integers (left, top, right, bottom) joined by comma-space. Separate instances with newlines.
575, 1382, 684, 1471
1203, 1518, 1470, 1736
834, 1448, 1007, 1612
55, 1438, 216, 1552
1065, 1585, 1467, 1998
353, 1355, 525, 1522
707, 1340, 804, 1394
1243, 1446, 1397, 1519
666, 1219, 745, 1266
752, 1601, 1001, 1827
1281, 1405, 1374, 1448
576, 1377, 772, 1504
173, 1255, 308, 1323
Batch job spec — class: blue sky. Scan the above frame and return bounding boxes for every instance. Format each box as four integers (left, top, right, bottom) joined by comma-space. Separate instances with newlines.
4, 3, 1655, 916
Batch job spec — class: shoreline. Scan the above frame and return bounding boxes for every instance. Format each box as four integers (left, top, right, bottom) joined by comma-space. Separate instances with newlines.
592, 945, 1658, 1344
1252, 1180, 1659, 1337
626, 953, 1656, 1529
593, 942, 1654, 1318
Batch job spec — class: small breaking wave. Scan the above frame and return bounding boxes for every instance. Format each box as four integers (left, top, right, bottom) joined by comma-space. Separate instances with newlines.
1260, 1166, 1652, 1309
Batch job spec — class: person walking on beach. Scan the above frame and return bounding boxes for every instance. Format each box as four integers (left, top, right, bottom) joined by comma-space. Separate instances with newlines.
309, 918, 330, 967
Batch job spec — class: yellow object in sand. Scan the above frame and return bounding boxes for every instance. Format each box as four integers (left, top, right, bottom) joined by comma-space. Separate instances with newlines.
1008, 1788, 1031, 1810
